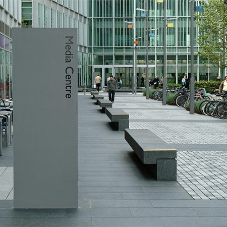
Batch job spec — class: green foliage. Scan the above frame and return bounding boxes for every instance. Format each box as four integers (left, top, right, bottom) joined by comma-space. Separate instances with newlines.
185, 99, 208, 114
149, 89, 156, 99
21, 19, 28, 28
194, 99, 204, 113
158, 83, 181, 88
185, 99, 203, 113
166, 92, 176, 105
195, 0, 227, 70
143, 88, 161, 98
144, 81, 220, 96
167, 83, 181, 88
185, 102, 189, 110
194, 80, 220, 93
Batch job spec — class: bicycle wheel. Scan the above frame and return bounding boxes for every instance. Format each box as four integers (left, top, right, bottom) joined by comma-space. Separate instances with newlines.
183, 97, 190, 108
175, 95, 182, 107
176, 95, 188, 107
157, 91, 163, 101
216, 102, 227, 119
202, 101, 211, 115
173, 94, 180, 104
153, 91, 158, 100
199, 100, 210, 114
204, 101, 218, 117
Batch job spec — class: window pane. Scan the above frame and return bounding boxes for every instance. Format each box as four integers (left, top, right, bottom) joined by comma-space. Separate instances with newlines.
38, 4, 44, 27
0, 34, 4, 49
22, 8, 32, 13
51, 9, 56, 28
5, 37, 10, 51
22, 2, 32, 7
22, 14, 32, 20
45, 6, 51, 28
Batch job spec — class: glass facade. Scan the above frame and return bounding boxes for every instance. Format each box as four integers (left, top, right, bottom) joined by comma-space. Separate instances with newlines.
22, 1, 32, 27
0, 0, 21, 98
22, 0, 89, 87
88, 0, 219, 89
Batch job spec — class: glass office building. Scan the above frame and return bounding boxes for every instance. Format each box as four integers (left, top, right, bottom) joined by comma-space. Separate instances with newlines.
0, 0, 21, 98
88, 0, 219, 89
21, 0, 89, 88
4, 0, 220, 92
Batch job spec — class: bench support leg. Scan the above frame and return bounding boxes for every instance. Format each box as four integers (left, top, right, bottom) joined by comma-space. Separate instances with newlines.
156, 158, 177, 181
101, 106, 111, 113
118, 119, 129, 131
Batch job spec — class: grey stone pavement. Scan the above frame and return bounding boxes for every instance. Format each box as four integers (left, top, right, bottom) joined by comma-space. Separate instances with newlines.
0, 92, 227, 226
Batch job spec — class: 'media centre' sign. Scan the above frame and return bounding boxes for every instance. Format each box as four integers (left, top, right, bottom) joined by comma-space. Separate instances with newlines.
13, 29, 78, 208
65, 36, 74, 98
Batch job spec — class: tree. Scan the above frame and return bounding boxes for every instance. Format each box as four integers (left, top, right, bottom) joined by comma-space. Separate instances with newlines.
21, 19, 28, 28
195, 0, 227, 78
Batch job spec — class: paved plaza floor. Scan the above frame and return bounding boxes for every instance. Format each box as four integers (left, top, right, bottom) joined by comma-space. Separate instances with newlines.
0, 92, 227, 226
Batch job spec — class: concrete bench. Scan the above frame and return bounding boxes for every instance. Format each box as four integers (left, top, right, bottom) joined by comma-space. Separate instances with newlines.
125, 129, 177, 181
91, 91, 99, 98
105, 108, 129, 131
98, 99, 112, 112
93, 95, 104, 104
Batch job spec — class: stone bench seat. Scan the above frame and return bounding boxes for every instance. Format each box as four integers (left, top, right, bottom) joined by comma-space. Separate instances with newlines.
105, 108, 129, 131
93, 95, 104, 103
125, 129, 177, 181
98, 99, 112, 112
91, 91, 99, 98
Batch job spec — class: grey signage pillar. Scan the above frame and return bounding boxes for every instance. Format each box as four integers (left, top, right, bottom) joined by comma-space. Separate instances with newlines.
13, 28, 78, 208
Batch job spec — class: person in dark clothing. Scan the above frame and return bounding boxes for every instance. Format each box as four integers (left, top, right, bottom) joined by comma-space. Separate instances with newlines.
185, 74, 189, 89
117, 77, 122, 89
107, 75, 117, 102
141, 76, 145, 87
151, 76, 159, 89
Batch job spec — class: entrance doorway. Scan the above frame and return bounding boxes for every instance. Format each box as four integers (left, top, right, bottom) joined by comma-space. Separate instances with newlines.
93, 65, 155, 90
115, 67, 133, 88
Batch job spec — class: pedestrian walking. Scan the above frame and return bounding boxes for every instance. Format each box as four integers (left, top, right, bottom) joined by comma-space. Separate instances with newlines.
94, 74, 102, 92
141, 76, 145, 87
219, 75, 227, 95
107, 75, 117, 102
151, 76, 159, 89
181, 75, 187, 89
117, 77, 122, 89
